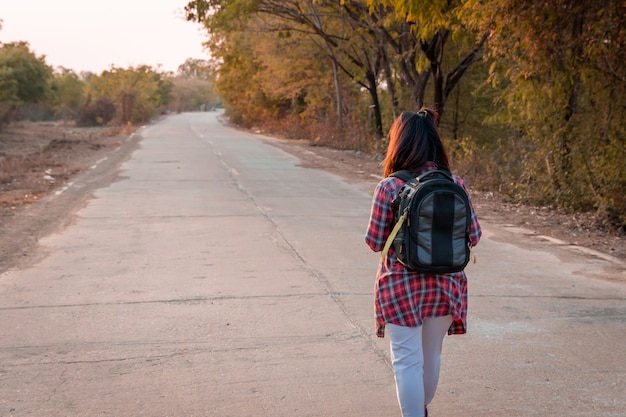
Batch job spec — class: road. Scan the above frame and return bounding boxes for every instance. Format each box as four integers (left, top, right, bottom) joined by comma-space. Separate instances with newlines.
1, 112, 625, 417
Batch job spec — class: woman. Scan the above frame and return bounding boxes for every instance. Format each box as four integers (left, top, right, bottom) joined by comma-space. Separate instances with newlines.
365, 109, 481, 417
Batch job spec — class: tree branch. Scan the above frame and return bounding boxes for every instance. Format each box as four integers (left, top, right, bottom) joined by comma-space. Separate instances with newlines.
443, 31, 489, 100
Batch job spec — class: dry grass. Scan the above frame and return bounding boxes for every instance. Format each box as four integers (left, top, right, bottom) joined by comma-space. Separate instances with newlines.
0, 121, 127, 207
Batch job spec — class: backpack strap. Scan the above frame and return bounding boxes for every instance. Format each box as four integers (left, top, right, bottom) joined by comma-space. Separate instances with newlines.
380, 171, 415, 263
417, 169, 454, 181
389, 170, 417, 211
390, 170, 417, 183
381, 210, 407, 262
392, 169, 454, 183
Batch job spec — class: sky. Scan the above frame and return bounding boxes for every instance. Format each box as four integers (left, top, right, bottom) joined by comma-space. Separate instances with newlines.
0, 0, 209, 74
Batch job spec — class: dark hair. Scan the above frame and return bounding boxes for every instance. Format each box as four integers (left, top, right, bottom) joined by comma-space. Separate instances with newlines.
382, 108, 450, 177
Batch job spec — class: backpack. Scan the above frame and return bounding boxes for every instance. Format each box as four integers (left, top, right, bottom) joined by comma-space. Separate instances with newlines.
381, 169, 473, 273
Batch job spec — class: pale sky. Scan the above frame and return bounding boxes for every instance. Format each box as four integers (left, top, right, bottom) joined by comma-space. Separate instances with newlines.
0, 0, 209, 74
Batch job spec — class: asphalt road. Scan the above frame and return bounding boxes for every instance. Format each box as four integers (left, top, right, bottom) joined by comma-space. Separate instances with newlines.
1, 112, 624, 417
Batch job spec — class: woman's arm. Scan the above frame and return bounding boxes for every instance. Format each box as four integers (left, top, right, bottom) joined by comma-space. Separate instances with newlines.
365, 180, 395, 252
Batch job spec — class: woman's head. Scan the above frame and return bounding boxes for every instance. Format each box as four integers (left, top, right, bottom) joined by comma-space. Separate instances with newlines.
382, 108, 449, 177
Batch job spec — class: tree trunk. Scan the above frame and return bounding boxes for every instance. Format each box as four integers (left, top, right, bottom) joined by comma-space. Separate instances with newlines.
307, 1, 345, 129
380, 45, 399, 119
330, 58, 344, 128
365, 70, 384, 138
415, 69, 430, 111
422, 29, 449, 124
557, 10, 585, 196
452, 81, 460, 140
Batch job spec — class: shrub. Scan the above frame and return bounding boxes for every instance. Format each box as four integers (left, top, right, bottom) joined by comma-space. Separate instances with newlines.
76, 97, 116, 126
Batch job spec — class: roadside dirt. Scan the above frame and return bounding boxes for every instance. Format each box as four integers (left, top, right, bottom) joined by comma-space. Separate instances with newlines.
1, 119, 624, 276
0, 121, 138, 273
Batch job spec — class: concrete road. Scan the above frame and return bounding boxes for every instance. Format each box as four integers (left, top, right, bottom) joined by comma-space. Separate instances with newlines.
1, 112, 624, 417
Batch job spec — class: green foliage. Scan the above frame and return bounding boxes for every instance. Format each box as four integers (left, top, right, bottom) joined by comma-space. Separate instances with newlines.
0, 41, 53, 105
192, 7, 344, 131
187, 0, 626, 229
469, 0, 626, 230
48, 68, 86, 118
86, 65, 173, 125
210, 31, 270, 126
177, 58, 215, 80
186, 0, 489, 134
0, 41, 55, 127
174, 62, 221, 112
374, 0, 460, 40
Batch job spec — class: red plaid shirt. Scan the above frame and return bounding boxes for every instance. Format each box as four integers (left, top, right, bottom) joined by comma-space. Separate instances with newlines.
365, 163, 482, 338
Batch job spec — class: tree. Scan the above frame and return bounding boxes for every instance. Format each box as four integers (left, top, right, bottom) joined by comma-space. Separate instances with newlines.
0, 41, 52, 105
86, 66, 173, 124
186, 0, 489, 141
173, 58, 219, 111
470, 0, 626, 229
177, 58, 214, 79
186, 0, 391, 138
170, 76, 218, 112
48, 67, 86, 119
357, 0, 488, 122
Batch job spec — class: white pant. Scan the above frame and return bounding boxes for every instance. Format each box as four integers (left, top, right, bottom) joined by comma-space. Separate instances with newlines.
387, 315, 453, 417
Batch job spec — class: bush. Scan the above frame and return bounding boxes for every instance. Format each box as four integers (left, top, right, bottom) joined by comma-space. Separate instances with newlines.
76, 98, 116, 126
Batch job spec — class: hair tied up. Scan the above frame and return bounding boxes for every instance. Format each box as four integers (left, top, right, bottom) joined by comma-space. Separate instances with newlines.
417, 110, 428, 117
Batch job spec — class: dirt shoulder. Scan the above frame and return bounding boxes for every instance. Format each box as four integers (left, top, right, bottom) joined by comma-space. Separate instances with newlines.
0, 121, 141, 273
1, 118, 624, 276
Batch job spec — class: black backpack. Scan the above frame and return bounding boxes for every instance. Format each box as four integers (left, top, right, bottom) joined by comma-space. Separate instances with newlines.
381, 169, 473, 273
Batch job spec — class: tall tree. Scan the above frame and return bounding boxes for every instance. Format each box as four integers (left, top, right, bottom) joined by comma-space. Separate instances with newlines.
177, 58, 214, 79
0, 41, 52, 105
87, 66, 173, 124
470, 0, 626, 228
48, 67, 86, 119
360, 0, 488, 122
186, 0, 390, 137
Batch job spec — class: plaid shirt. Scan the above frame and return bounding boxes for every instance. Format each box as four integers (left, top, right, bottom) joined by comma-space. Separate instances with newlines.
365, 163, 482, 338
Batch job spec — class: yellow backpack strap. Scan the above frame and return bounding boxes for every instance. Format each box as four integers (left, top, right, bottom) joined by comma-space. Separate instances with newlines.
381, 210, 407, 261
